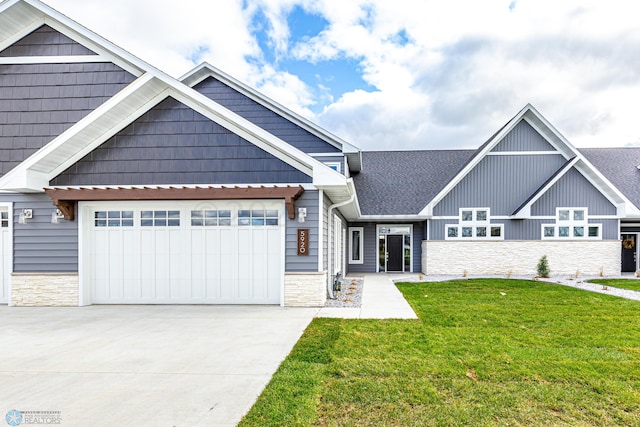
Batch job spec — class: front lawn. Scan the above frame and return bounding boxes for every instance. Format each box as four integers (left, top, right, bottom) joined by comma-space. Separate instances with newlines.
240, 279, 640, 426
589, 278, 640, 292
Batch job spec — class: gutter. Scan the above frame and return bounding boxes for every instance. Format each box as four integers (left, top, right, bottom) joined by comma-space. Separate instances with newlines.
326, 193, 356, 299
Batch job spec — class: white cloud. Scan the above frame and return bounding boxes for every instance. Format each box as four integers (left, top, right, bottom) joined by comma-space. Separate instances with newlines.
43, 0, 640, 150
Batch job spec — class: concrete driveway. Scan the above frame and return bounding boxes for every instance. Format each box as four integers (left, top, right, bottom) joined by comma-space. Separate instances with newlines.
0, 305, 317, 426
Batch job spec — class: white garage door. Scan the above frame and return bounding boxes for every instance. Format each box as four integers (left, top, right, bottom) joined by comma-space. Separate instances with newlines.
0, 207, 9, 303
83, 200, 284, 304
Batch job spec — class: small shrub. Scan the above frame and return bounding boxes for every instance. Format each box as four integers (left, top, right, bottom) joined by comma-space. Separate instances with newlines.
537, 255, 550, 278
599, 267, 604, 278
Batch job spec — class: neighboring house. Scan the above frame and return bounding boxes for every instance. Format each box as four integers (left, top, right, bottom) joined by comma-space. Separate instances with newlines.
0, 0, 639, 308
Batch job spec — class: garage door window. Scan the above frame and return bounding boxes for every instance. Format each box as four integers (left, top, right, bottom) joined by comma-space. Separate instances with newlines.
141, 210, 180, 227
191, 210, 231, 226
238, 210, 278, 226
1, 211, 7, 227
94, 211, 134, 227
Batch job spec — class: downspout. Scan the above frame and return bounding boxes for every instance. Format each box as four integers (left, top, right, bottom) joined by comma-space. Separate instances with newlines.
327, 193, 356, 299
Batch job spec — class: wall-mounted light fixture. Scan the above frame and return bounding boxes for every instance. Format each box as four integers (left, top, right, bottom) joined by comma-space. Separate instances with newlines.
298, 207, 307, 223
51, 208, 64, 224
18, 208, 32, 224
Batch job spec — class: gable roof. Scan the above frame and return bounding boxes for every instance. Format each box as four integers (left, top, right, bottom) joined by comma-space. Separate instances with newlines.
0, 0, 147, 76
419, 104, 640, 218
0, 0, 351, 203
181, 62, 362, 172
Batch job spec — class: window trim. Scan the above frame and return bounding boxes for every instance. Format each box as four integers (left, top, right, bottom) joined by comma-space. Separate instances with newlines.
348, 227, 364, 264
324, 162, 342, 173
541, 207, 602, 240
445, 208, 504, 240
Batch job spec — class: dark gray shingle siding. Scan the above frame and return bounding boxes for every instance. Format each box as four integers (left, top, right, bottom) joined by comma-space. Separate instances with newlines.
194, 77, 340, 154
0, 25, 97, 57
353, 150, 475, 215
0, 62, 135, 176
51, 97, 312, 186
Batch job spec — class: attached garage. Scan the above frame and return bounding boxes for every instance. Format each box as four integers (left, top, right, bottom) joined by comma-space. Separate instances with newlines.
79, 200, 285, 304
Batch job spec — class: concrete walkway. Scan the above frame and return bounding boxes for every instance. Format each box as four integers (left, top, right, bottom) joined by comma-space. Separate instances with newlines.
316, 273, 418, 319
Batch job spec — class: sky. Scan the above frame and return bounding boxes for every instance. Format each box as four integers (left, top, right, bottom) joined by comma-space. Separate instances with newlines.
45, 0, 640, 151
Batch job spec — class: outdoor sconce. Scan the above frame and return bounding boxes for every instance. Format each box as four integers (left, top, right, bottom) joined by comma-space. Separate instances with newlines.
18, 208, 32, 224
298, 207, 307, 223
51, 208, 64, 224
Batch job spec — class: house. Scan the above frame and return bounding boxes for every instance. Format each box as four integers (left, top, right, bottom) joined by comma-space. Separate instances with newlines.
0, 0, 639, 308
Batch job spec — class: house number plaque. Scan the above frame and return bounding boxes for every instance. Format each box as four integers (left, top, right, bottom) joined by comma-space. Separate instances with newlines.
297, 229, 309, 256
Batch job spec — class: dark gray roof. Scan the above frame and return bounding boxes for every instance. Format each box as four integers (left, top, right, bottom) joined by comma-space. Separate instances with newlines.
579, 147, 640, 210
353, 147, 640, 217
353, 150, 475, 215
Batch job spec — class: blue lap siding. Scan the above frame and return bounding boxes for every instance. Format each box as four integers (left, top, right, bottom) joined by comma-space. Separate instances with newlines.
0, 193, 78, 272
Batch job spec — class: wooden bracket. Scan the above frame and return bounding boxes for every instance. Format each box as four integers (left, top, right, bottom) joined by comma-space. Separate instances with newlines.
54, 199, 75, 221
44, 186, 305, 222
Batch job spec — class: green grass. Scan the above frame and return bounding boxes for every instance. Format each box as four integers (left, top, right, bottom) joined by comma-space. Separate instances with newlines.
240, 279, 640, 426
589, 278, 640, 292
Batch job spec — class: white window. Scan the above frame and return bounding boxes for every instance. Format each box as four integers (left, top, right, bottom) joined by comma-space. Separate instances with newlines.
238, 210, 279, 226
349, 227, 364, 264
94, 211, 134, 227
325, 162, 341, 173
333, 216, 343, 274
191, 210, 231, 226
445, 208, 503, 240
541, 208, 601, 240
0, 211, 8, 228
141, 210, 180, 227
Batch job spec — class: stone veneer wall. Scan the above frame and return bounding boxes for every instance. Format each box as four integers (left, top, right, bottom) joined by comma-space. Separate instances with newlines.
284, 271, 327, 306
11, 273, 79, 306
423, 240, 620, 277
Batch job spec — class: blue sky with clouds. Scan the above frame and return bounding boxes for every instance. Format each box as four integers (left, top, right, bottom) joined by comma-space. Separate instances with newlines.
46, 0, 640, 151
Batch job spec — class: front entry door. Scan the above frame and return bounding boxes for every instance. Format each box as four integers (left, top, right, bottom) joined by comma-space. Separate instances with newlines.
621, 234, 637, 272
386, 234, 404, 272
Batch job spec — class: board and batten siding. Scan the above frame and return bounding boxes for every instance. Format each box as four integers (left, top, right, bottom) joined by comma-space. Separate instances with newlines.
0, 193, 78, 272
194, 77, 341, 154
412, 223, 424, 272
347, 222, 424, 273
285, 190, 319, 272
491, 121, 557, 152
433, 154, 566, 216
531, 168, 617, 216
322, 193, 330, 272
346, 222, 377, 273
51, 97, 312, 186
429, 218, 619, 241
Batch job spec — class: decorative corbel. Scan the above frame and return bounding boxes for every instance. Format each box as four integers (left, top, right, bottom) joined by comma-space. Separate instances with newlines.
54, 200, 75, 221
285, 186, 305, 220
